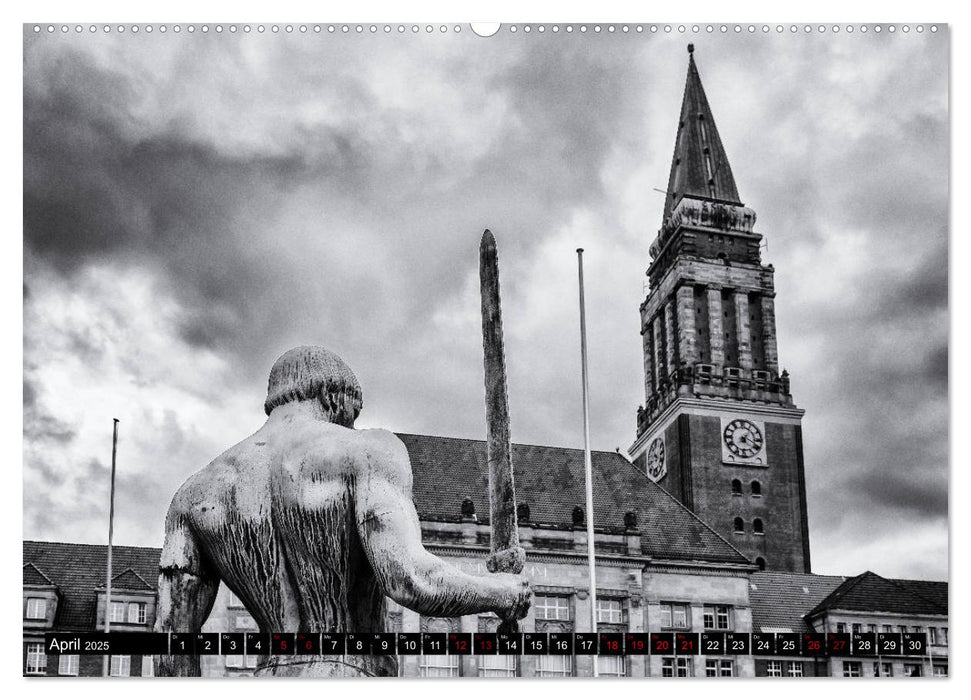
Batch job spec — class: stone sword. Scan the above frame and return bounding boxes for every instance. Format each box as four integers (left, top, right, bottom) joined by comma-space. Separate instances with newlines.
479, 229, 525, 635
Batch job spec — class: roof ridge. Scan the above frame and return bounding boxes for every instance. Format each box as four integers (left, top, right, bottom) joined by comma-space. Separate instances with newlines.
394, 431, 627, 457
611, 450, 751, 565
806, 571, 869, 616
24, 539, 163, 553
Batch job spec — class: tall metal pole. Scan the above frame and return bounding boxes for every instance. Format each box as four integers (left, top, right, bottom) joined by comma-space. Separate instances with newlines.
103, 418, 119, 677
576, 249, 599, 678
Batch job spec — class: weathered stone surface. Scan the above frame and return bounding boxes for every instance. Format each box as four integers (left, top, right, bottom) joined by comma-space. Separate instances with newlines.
155, 346, 531, 677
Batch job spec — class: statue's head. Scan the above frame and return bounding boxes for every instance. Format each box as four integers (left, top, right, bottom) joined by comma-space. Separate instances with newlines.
264, 346, 363, 427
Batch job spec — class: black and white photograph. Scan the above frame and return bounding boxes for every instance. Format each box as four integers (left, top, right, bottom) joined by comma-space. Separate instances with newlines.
22, 19, 949, 680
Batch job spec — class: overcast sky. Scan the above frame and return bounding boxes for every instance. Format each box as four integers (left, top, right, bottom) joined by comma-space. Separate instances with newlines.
23, 25, 948, 581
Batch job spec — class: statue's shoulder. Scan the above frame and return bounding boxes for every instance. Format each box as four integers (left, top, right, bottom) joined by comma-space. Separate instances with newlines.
167, 448, 241, 514
354, 429, 411, 478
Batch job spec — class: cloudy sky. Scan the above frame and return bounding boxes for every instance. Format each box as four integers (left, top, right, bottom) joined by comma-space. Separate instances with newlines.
23, 25, 948, 580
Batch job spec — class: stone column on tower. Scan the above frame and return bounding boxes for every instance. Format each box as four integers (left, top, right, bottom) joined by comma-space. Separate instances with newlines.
760, 294, 780, 375
706, 287, 724, 366
643, 324, 655, 395
675, 285, 698, 367
664, 299, 677, 376
733, 291, 752, 370
652, 314, 665, 386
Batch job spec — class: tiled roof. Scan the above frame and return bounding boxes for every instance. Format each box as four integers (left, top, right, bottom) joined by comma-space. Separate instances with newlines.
23, 562, 56, 587
23, 541, 160, 630
893, 579, 949, 613
398, 432, 749, 566
749, 571, 845, 632
807, 571, 948, 618
110, 568, 155, 592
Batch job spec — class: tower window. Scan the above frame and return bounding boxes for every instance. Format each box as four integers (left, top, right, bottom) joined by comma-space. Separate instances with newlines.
756, 557, 766, 571
751, 481, 762, 497
731, 479, 742, 495
733, 517, 744, 533
753, 518, 764, 535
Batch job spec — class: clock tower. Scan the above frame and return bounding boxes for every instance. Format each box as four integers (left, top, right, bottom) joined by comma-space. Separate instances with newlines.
628, 45, 811, 574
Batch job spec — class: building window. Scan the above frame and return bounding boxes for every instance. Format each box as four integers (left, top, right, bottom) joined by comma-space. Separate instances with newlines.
536, 655, 572, 678
128, 602, 147, 624
661, 657, 691, 677
534, 595, 571, 621
25, 643, 46, 675
705, 659, 733, 677
836, 622, 846, 633
597, 599, 624, 624
58, 654, 79, 676
731, 479, 742, 495
733, 517, 744, 533
882, 624, 893, 633
478, 655, 517, 677
940, 628, 948, 645
903, 664, 922, 677
766, 661, 782, 677
753, 518, 764, 535
419, 655, 460, 678
599, 656, 626, 677
874, 662, 893, 677
933, 664, 948, 677
703, 605, 732, 630
108, 601, 126, 623
851, 623, 861, 634
142, 655, 154, 677
928, 627, 937, 645
25, 597, 47, 619
659, 602, 689, 629
786, 661, 803, 677
234, 614, 258, 630
751, 480, 761, 496
842, 661, 862, 677
110, 655, 131, 677
755, 557, 766, 571
867, 624, 877, 634
912, 625, 923, 634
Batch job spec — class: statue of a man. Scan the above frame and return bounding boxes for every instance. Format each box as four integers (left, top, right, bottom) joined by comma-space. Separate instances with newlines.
155, 346, 532, 677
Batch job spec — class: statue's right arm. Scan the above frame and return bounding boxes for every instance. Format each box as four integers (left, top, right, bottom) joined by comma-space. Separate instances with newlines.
355, 431, 530, 620
153, 495, 220, 677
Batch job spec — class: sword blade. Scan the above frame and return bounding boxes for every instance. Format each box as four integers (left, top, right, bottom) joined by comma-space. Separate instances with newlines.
479, 229, 521, 574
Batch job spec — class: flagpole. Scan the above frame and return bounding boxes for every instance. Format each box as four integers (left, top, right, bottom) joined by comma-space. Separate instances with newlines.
103, 418, 119, 678
576, 249, 599, 678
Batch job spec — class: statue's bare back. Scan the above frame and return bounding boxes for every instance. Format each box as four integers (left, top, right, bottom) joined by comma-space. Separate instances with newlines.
155, 347, 531, 677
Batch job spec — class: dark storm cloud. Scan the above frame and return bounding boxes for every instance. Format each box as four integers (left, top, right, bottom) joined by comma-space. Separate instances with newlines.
23, 35, 645, 397
22, 29, 949, 579
23, 377, 76, 444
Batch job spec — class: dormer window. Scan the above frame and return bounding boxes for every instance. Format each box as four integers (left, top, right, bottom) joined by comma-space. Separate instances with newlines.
128, 602, 147, 624
108, 601, 126, 623
25, 597, 47, 619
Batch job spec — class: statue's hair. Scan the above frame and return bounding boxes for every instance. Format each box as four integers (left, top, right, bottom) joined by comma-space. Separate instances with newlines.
264, 346, 363, 422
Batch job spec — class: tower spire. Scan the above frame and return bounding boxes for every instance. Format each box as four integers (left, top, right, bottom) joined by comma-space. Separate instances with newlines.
662, 45, 742, 223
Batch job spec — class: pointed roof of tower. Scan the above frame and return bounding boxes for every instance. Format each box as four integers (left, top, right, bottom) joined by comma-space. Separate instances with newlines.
662, 44, 743, 222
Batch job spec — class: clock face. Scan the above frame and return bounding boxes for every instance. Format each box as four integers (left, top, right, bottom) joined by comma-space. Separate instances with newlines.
723, 419, 764, 459
647, 437, 666, 481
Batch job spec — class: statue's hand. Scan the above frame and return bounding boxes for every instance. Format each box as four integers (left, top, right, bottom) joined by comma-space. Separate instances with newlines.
491, 573, 532, 622
486, 546, 525, 574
